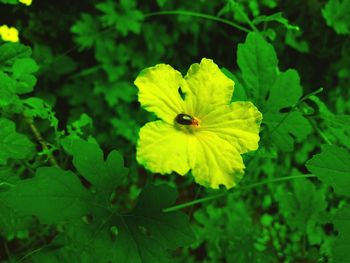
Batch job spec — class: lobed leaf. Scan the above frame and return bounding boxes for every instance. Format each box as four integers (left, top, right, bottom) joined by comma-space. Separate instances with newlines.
0, 118, 34, 165
306, 145, 350, 197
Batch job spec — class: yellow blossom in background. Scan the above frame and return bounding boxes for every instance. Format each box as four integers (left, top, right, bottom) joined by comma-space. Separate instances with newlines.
0, 25, 19, 42
134, 58, 262, 189
19, 0, 32, 6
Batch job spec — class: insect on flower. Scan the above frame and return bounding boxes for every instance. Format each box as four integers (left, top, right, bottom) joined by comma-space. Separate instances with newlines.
175, 113, 199, 126
134, 58, 262, 189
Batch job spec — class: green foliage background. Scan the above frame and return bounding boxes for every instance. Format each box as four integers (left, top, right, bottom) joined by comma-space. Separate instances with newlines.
0, 0, 350, 262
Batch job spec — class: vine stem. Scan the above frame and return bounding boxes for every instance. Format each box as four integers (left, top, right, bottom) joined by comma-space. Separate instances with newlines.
163, 174, 316, 213
24, 116, 59, 167
144, 10, 251, 33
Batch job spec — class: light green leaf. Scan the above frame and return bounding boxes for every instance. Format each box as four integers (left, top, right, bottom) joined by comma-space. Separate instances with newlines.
306, 145, 350, 197
0, 118, 34, 165
322, 0, 350, 34
12, 57, 39, 94
0, 0, 18, 4
221, 67, 247, 102
0, 43, 31, 71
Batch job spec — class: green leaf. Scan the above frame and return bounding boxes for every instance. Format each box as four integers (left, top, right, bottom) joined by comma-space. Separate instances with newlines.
0, 118, 34, 165
237, 33, 312, 151
193, 197, 274, 262
96, 0, 144, 36
307, 95, 350, 146
306, 145, 350, 197
322, 0, 350, 34
332, 205, 350, 263
66, 113, 93, 138
23, 97, 59, 129
12, 57, 39, 94
237, 32, 278, 107
70, 139, 128, 193
2, 167, 91, 224
0, 43, 31, 71
285, 30, 310, 53
0, 71, 18, 108
71, 13, 100, 50
156, 0, 168, 7
263, 70, 312, 151
0, 0, 18, 4
221, 67, 247, 102
32, 184, 194, 262
275, 176, 327, 238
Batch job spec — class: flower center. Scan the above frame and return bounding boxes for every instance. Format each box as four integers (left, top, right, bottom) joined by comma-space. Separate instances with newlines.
175, 113, 199, 126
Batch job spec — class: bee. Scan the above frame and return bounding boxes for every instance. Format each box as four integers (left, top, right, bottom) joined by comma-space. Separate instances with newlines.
175, 113, 199, 126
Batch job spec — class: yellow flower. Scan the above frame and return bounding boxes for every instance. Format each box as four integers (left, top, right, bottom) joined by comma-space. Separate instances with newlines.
19, 0, 32, 6
134, 58, 262, 189
0, 25, 19, 42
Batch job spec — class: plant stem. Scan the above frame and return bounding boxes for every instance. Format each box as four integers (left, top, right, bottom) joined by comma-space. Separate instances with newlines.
229, 0, 259, 33
163, 174, 316, 212
24, 116, 59, 167
144, 10, 251, 33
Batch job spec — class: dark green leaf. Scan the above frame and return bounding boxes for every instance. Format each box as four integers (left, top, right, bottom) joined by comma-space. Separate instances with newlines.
332, 205, 350, 263
306, 145, 350, 197
2, 167, 91, 224
237, 32, 277, 106
0, 118, 34, 165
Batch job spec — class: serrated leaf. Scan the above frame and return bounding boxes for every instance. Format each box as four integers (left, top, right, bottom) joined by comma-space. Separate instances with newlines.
0, 118, 34, 165
23, 97, 59, 129
322, 0, 350, 34
306, 145, 350, 197
32, 184, 195, 263
263, 70, 312, 151
264, 111, 312, 151
70, 139, 128, 193
71, 13, 100, 50
237, 33, 312, 151
0, 42, 31, 71
237, 32, 278, 107
2, 133, 193, 262
332, 205, 350, 263
275, 176, 327, 232
96, 0, 144, 36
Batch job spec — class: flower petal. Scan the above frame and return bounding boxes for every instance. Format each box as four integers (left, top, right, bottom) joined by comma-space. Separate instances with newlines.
189, 131, 245, 189
134, 64, 185, 124
201, 102, 262, 154
137, 120, 191, 175
182, 58, 234, 117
